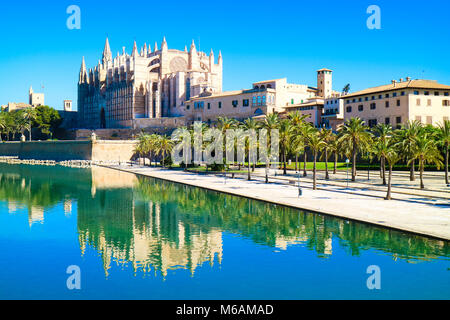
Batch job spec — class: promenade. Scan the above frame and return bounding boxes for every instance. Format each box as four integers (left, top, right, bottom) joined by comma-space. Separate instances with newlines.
102, 164, 450, 241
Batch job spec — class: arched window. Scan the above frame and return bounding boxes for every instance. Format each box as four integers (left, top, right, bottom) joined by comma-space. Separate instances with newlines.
260, 85, 265, 90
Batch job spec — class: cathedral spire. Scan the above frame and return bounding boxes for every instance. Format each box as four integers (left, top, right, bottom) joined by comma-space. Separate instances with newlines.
102, 37, 112, 62
154, 41, 158, 52
218, 50, 223, 64
190, 40, 196, 53
161, 37, 168, 51
132, 41, 138, 57
79, 57, 87, 84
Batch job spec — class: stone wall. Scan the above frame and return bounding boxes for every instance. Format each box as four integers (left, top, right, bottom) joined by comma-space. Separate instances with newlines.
0, 140, 137, 161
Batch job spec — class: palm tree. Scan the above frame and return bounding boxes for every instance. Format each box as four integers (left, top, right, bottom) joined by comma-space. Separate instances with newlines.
327, 135, 341, 175
373, 124, 393, 185
342, 84, 351, 95
307, 129, 326, 190
299, 122, 315, 177
288, 112, 308, 172
338, 118, 372, 182
395, 121, 422, 181
409, 133, 443, 189
262, 113, 280, 183
319, 128, 333, 180
0, 114, 5, 141
154, 135, 174, 168
279, 119, 293, 175
242, 118, 260, 180
384, 143, 402, 200
21, 107, 37, 141
216, 117, 238, 168
437, 120, 450, 185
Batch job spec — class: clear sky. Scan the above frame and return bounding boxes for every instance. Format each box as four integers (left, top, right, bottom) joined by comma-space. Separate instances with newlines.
0, 0, 449, 110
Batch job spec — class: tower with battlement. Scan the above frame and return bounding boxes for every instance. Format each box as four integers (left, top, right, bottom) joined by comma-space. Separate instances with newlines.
78, 37, 223, 129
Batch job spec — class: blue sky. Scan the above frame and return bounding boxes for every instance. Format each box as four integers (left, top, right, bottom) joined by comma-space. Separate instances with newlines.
0, 0, 449, 110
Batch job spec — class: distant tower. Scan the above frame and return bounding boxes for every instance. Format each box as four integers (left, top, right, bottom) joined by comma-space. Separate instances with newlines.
63, 100, 73, 111
317, 68, 333, 98
29, 85, 44, 106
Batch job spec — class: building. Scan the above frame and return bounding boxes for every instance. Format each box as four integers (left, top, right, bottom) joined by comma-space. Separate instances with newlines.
59, 100, 78, 129
1, 86, 46, 112
341, 78, 450, 128
183, 78, 319, 124
277, 69, 344, 130
77, 38, 344, 129
29, 86, 44, 106
78, 37, 223, 129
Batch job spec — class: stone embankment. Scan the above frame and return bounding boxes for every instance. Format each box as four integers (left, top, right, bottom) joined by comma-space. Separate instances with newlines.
0, 156, 128, 169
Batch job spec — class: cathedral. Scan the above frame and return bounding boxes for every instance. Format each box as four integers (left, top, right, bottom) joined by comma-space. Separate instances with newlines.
78, 37, 223, 129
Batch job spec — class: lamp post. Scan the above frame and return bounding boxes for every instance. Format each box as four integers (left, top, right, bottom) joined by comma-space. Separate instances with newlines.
346, 158, 350, 189
297, 171, 302, 197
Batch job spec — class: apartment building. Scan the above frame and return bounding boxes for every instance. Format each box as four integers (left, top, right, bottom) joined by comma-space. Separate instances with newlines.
341, 78, 450, 128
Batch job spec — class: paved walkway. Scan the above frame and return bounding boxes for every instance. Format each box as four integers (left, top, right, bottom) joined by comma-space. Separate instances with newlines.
101, 164, 450, 241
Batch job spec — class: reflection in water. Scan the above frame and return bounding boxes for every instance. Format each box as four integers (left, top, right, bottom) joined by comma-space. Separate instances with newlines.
0, 163, 448, 279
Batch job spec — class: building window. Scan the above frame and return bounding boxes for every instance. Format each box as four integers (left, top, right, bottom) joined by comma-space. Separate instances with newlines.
415, 116, 422, 123
370, 103, 376, 110
401, 91, 405, 96
258, 96, 262, 106
186, 105, 190, 110
427, 99, 432, 106
243, 99, 249, 107
378, 95, 382, 99
414, 91, 419, 95
385, 117, 390, 125
368, 119, 377, 127
218, 102, 222, 109
346, 106, 352, 113
424, 91, 430, 96
416, 99, 421, 106
358, 105, 364, 111
435, 91, 440, 96
207, 103, 211, 109
232, 100, 238, 108
365, 97, 369, 101
385, 94, 389, 98
385, 101, 390, 108
396, 116, 402, 124
443, 100, 450, 106
397, 99, 401, 107
393, 92, 397, 97
291, 98, 294, 105
445, 92, 449, 96
426, 116, 433, 124
252, 96, 257, 106
262, 95, 266, 105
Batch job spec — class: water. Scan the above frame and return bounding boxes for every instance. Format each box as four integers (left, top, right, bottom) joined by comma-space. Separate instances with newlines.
0, 163, 448, 300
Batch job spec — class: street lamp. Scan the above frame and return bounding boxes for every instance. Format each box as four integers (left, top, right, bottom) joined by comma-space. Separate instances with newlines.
297, 171, 302, 197
346, 158, 350, 189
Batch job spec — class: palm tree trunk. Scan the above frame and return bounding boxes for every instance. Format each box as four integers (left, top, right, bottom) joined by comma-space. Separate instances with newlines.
385, 165, 392, 200
410, 160, 415, 181
283, 148, 287, 175
420, 157, 425, 189
248, 158, 251, 181
295, 155, 298, 172
352, 141, 357, 182
382, 157, 386, 185
334, 152, 337, 174
325, 150, 329, 180
445, 145, 449, 185
28, 125, 32, 141
303, 148, 307, 177
313, 151, 317, 190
